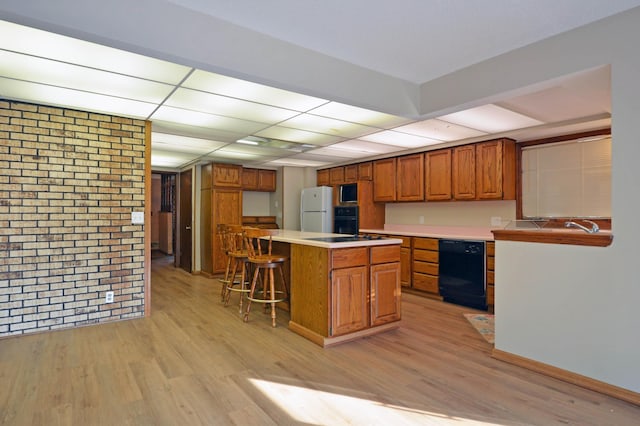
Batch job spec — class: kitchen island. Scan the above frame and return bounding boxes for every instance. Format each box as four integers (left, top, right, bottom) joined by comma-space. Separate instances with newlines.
267, 230, 402, 347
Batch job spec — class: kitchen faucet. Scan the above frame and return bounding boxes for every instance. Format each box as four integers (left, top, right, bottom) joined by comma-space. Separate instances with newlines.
564, 220, 600, 233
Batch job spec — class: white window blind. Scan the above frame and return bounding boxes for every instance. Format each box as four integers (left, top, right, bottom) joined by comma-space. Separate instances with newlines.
521, 136, 611, 218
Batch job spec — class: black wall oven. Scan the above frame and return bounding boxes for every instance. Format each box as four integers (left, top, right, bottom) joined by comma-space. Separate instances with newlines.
334, 206, 359, 235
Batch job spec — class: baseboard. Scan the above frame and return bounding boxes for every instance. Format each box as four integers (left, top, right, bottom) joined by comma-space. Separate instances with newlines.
492, 349, 640, 406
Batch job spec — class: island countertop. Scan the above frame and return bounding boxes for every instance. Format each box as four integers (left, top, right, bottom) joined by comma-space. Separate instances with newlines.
266, 229, 402, 248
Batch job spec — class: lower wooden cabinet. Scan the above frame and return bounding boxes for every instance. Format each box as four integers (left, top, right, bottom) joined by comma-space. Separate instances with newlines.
331, 265, 369, 335
412, 237, 440, 297
370, 262, 401, 326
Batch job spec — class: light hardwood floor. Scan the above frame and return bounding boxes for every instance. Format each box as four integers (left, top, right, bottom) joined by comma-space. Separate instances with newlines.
1, 255, 639, 425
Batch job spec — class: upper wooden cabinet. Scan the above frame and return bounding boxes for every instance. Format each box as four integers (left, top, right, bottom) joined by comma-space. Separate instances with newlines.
329, 166, 345, 185
317, 169, 330, 186
344, 164, 358, 183
212, 163, 242, 188
425, 149, 452, 201
396, 153, 425, 202
452, 145, 477, 200
476, 139, 516, 200
373, 158, 397, 202
242, 168, 276, 192
358, 162, 373, 181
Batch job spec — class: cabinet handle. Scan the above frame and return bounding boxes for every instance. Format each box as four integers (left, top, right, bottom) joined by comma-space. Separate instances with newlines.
185, 226, 191, 230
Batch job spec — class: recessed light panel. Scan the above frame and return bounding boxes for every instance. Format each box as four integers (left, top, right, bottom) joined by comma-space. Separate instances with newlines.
0, 20, 191, 84
183, 70, 328, 111
0, 51, 175, 104
308, 146, 378, 159
151, 106, 269, 133
0, 77, 157, 118
280, 114, 378, 138
254, 126, 344, 145
438, 104, 544, 133
360, 130, 441, 148
395, 119, 487, 141
151, 149, 200, 168
165, 88, 300, 124
308, 102, 412, 128
151, 132, 228, 154
266, 158, 332, 167
329, 140, 401, 154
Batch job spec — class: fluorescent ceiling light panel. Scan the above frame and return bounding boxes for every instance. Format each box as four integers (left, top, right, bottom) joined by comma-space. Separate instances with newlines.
218, 143, 292, 156
308, 146, 377, 159
309, 102, 412, 128
206, 148, 263, 160
329, 140, 401, 154
281, 114, 378, 138
0, 20, 190, 84
266, 158, 332, 167
438, 104, 544, 133
0, 77, 157, 118
394, 119, 487, 141
165, 88, 300, 124
0, 51, 174, 104
183, 70, 328, 111
151, 132, 227, 154
151, 106, 268, 133
151, 149, 200, 168
254, 126, 344, 145
360, 130, 441, 148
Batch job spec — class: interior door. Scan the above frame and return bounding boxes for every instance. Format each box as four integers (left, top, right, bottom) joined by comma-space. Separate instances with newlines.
179, 169, 192, 272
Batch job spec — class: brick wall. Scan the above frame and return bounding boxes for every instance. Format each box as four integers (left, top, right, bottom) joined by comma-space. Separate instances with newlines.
0, 99, 148, 336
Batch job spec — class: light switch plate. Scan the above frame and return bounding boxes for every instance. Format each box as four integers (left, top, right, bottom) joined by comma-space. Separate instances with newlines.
131, 211, 144, 224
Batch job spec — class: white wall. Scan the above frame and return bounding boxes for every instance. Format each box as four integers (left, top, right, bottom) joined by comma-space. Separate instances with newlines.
242, 192, 271, 216
421, 9, 640, 393
386, 200, 515, 227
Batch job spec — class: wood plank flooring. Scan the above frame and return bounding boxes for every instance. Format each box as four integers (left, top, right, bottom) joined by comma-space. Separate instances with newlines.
1, 255, 639, 425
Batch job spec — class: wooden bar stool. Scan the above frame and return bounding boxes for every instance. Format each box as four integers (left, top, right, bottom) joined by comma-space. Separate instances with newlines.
242, 227, 288, 327
217, 224, 232, 301
224, 224, 251, 314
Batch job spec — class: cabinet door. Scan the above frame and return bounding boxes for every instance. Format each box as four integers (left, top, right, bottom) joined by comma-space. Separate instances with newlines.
317, 169, 330, 186
212, 189, 242, 273
400, 247, 411, 287
213, 163, 242, 188
258, 169, 276, 191
331, 266, 368, 336
476, 140, 503, 199
370, 262, 401, 326
452, 145, 476, 200
329, 166, 345, 185
344, 164, 358, 183
373, 158, 397, 202
425, 149, 452, 201
242, 168, 259, 191
396, 153, 425, 201
358, 162, 373, 180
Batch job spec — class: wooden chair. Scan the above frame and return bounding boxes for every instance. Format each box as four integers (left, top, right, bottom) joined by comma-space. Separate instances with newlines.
223, 224, 251, 313
242, 227, 288, 327
217, 224, 232, 301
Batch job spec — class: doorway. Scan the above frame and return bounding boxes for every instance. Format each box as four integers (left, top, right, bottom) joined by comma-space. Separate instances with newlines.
179, 169, 192, 273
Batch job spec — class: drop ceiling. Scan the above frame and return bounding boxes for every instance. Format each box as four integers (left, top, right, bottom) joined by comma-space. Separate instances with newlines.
0, 1, 625, 170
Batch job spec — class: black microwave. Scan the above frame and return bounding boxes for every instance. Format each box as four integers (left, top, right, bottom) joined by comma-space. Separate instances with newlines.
339, 183, 358, 203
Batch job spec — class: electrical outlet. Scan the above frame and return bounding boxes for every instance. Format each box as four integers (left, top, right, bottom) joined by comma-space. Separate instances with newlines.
105, 291, 114, 303
419, 215, 425, 224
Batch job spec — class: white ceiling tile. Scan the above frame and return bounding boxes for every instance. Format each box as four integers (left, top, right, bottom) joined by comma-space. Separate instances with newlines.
164, 88, 300, 123
280, 114, 378, 138
266, 157, 333, 167
254, 126, 344, 145
151, 132, 228, 154
329, 140, 402, 154
0, 51, 175, 104
394, 119, 488, 141
150, 106, 268, 133
183, 69, 328, 111
308, 102, 413, 128
438, 104, 544, 133
0, 77, 157, 118
151, 120, 248, 143
151, 149, 201, 168
360, 130, 441, 148
0, 20, 191, 84
307, 146, 377, 159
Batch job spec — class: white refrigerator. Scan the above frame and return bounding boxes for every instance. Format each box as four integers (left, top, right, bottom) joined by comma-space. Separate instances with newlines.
300, 186, 333, 232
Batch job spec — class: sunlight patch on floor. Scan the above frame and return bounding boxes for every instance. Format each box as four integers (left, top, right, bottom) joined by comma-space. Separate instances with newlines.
250, 378, 501, 425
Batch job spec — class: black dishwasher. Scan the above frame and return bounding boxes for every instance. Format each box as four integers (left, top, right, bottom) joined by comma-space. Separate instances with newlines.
438, 239, 487, 310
